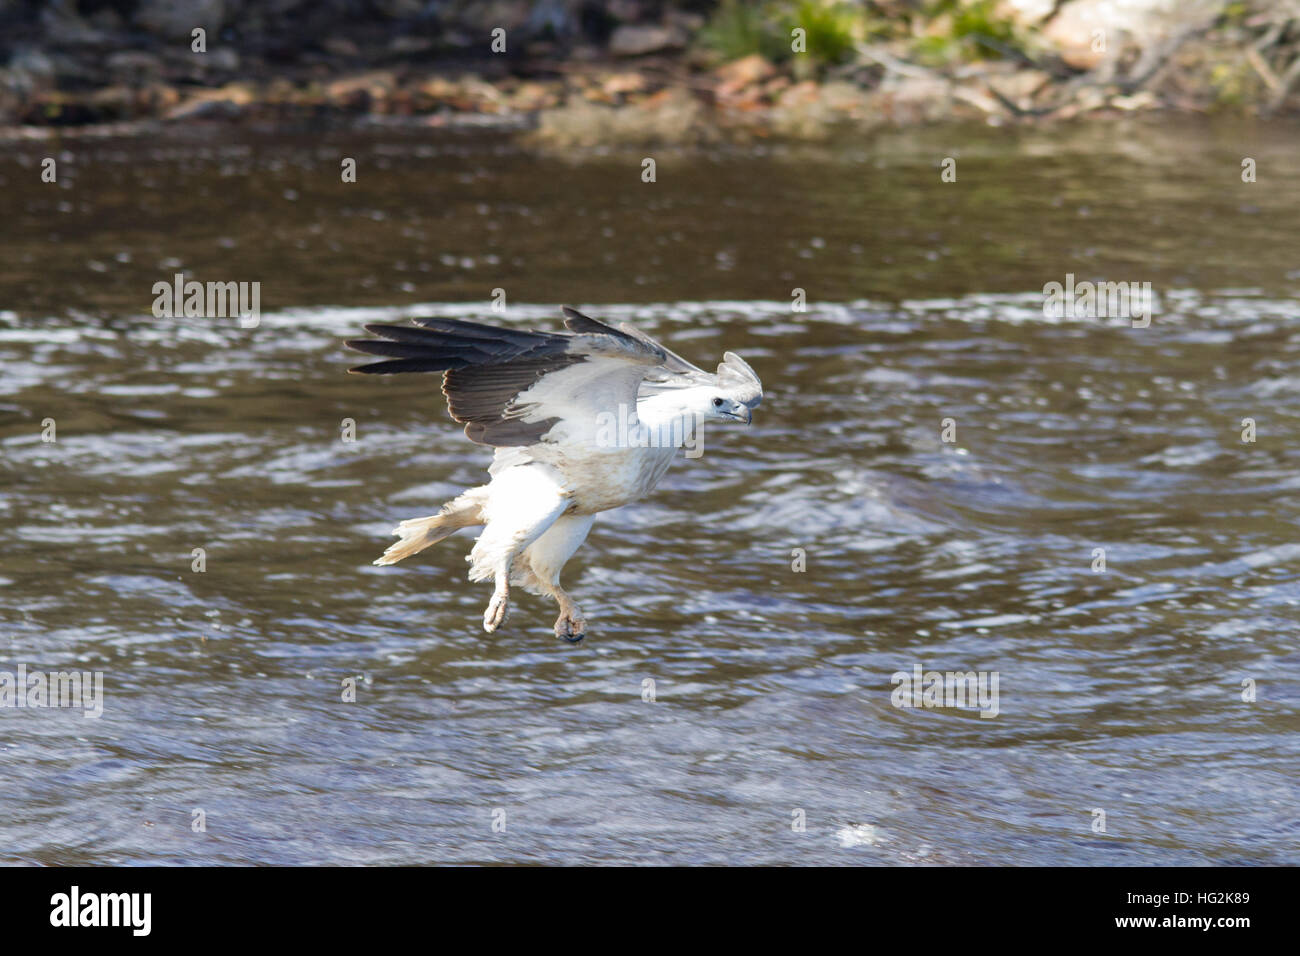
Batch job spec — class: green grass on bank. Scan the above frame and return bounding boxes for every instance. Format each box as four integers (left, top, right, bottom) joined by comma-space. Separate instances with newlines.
697, 0, 1031, 73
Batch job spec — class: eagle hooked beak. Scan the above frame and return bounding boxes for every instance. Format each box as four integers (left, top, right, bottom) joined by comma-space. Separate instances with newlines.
733, 404, 752, 425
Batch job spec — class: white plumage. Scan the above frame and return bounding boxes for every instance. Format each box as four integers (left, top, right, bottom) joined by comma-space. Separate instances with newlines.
348, 306, 762, 642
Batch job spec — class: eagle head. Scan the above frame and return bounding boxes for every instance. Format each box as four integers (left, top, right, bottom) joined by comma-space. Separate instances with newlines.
707, 351, 762, 424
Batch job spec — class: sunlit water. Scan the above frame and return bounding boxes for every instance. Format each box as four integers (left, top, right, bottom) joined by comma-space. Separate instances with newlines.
1, 119, 1298, 864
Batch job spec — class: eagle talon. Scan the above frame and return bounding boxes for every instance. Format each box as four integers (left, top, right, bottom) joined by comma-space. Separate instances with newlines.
555, 613, 586, 644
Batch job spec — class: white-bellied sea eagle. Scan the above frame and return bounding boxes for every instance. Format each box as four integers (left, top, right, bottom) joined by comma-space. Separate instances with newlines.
347, 307, 763, 643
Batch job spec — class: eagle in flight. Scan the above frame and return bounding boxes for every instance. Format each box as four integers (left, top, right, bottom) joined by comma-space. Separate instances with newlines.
347, 307, 763, 643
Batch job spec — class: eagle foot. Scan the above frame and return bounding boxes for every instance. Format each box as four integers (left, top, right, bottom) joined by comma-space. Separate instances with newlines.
483, 590, 509, 633
554, 612, 586, 644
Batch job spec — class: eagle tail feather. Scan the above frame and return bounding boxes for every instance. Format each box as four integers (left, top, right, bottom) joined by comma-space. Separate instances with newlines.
373, 487, 488, 566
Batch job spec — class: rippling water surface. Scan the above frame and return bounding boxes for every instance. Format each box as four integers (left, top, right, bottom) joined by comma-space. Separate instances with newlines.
1, 119, 1298, 864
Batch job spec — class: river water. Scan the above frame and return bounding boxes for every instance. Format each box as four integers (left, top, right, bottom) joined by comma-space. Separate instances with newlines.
0, 117, 1297, 864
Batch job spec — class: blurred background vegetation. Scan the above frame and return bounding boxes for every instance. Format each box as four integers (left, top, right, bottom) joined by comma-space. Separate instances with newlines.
1, 1, 1297, 129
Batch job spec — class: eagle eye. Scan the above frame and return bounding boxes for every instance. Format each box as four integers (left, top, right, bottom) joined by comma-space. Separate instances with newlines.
712, 397, 724, 407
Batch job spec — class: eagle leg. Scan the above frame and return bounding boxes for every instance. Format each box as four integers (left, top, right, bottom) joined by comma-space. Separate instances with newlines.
469, 470, 572, 635
519, 514, 596, 643
483, 582, 510, 633
518, 568, 584, 641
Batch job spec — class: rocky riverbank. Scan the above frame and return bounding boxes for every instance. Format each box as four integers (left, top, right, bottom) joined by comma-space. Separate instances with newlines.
2, 1, 1298, 145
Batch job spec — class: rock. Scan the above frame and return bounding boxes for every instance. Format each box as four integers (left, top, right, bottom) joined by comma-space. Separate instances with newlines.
581, 84, 615, 105
635, 85, 709, 132
533, 86, 712, 148
872, 72, 955, 124
164, 82, 254, 121
1073, 85, 1109, 111
995, 0, 1056, 27
715, 54, 776, 97
818, 80, 873, 115
1112, 90, 1159, 110
263, 77, 299, 105
609, 24, 686, 57
601, 72, 648, 97
141, 83, 182, 113
988, 67, 1051, 106
715, 57, 778, 111
1042, 4, 1109, 70
768, 79, 882, 136
457, 77, 508, 112
164, 97, 244, 121
762, 76, 790, 98
923, 12, 953, 38
417, 75, 505, 112
774, 80, 821, 111
508, 80, 560, 111
1043, 0, 1223, 71
327, 72, 397, 98
326, 72, 397, 110
418, 76, 460, 101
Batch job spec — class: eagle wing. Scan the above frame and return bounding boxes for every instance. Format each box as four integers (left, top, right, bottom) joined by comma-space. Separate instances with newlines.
347, 307, 670, 447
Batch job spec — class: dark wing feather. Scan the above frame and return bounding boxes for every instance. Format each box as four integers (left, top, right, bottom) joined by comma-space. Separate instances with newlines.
561, 307, 665, 360
443, 355, 581, 446
616, 320, 708, 380
347, 319, 558, 369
